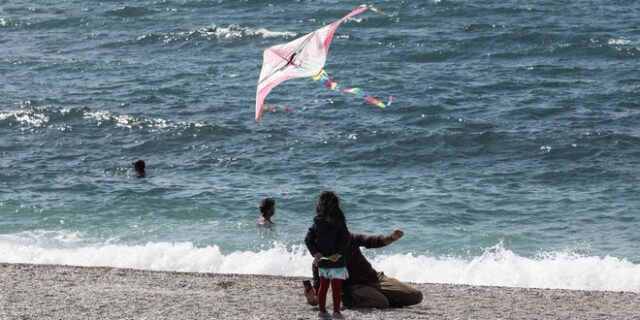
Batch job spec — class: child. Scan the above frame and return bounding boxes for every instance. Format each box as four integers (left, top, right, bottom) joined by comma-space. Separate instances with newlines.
258, 197, 275, 225
305, 191, 350, 320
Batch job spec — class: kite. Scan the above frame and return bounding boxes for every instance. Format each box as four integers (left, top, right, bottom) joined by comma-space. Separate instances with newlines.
255, 5, 394, 123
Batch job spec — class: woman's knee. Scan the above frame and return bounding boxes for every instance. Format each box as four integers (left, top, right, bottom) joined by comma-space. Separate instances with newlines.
393, 285, 423, 306
347, 286, 391, 309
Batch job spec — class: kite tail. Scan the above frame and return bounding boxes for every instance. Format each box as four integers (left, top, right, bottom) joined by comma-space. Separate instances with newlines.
312, 69, 392, 109
342, 88, 392, 109
311, 69, 339, 90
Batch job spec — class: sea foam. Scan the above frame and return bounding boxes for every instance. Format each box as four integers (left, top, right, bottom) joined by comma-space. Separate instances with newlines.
133, 25, 295, 44
0, 232, 638, 293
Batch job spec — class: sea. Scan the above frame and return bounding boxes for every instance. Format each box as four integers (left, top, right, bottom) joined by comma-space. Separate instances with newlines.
1, 0, 639, 293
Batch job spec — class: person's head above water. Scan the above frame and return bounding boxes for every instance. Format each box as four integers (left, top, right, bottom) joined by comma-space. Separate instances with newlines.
132, 160, 146, 178
259, 197, 276, 223
316, 190, 345, 224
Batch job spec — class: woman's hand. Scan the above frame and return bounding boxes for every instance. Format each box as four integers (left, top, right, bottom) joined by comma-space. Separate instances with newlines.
384, 228, 404, 245
392, 229, 404, 240
313, 252, 323, 263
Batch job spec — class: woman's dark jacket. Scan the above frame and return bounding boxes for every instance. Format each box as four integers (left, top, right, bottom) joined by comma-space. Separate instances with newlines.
305, 215, 350, 268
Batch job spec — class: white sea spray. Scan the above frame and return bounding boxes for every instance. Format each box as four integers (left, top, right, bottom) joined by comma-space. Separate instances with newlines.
0, 234, 638, 293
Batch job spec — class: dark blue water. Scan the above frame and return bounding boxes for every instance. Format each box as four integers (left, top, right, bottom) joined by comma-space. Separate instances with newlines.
1, 0, 639, 291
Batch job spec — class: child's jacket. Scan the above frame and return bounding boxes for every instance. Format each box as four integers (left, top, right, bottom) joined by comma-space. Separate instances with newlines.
305, 215, 350, 268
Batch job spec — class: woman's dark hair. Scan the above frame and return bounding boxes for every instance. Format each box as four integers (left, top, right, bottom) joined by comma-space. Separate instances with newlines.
316, 190, 345, 224
260, 198, 275, 215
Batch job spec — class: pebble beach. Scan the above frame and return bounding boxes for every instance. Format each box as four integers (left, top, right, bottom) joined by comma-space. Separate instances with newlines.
2, 263, 638, 320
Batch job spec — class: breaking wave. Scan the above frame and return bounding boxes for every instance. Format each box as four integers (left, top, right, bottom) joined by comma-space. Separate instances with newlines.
133, 25, 295, 44
0, 231, 638, 293
0, 105, 212, 132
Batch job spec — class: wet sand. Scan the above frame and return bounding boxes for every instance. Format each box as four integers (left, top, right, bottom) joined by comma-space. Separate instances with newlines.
1, 263, 638, 319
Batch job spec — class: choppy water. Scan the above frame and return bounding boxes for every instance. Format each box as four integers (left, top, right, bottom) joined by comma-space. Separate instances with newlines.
1, 1, 639, 292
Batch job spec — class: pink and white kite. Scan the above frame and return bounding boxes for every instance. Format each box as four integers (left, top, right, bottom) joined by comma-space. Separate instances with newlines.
255, 5, 392, 123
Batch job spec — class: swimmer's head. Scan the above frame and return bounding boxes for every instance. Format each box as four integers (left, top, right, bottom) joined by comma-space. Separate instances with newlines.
260, 198, 275, 218
132, 160, 146, 177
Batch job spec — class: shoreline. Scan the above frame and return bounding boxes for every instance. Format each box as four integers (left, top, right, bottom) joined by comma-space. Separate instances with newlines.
1, 262, 638, 320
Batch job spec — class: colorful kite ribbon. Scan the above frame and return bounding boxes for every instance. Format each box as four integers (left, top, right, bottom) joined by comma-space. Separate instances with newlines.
311, 69, 393, 108
309, 5, 395, 109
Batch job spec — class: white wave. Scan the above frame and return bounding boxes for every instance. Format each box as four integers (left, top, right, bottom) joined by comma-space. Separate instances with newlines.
0, 233, 638, 293
82, 109, 203, 131
195, 25, 295, 39
608, 38, 631, 45
0, 110, 49, 127
0, 107, 174, 131
0, 234, 310, 276
197, 24, 296, 39
372, 244, 640, 292
154, 25, 295, 43
256, 28, 296, 38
